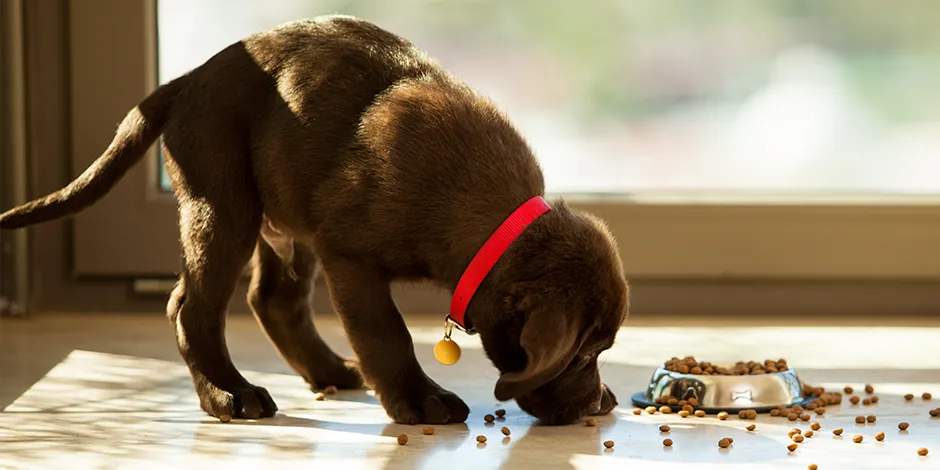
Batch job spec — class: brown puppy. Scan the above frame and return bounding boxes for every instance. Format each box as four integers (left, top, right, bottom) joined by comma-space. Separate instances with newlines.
0, 16, 628, 425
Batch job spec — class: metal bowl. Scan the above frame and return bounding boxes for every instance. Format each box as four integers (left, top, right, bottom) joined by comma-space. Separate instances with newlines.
631, 365, 816, 413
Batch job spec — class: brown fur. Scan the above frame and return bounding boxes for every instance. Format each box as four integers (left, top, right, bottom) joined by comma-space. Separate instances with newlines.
0, 16, 628, 425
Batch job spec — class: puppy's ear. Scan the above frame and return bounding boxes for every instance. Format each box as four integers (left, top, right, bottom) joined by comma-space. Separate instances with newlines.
494, 285, 582, 401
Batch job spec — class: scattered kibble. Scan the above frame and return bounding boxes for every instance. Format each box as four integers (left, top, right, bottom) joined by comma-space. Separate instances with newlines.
484, 414, 495, 423
853, 435, 864, 444
495, 409, 506, 417
604, 440, 614, 449
867, 415, 877, 423
788, 444, 798, 452
646, 406, 657, 414
694, 410, 706, 418
663, 438, 673, 447
423, 427, 435, 435
682, 404, 694, 413
659, 406, 672, 414
667, 397, 679, 406
855, 416, 866, 424
219, 414, 232, 423
804, 430, 814, 438
850, 396, 860, 405
789, 428, 802, 437
811, 422, 821, 431
792, 434, 805, 443
660, 425, 671, 432
871, 396, 880, 404
718, 438, 731, 448
788, 413, 799, 421
688, 397, 700, 407
727, 437, 734, 444
397, 434, 408, 445
324, 385, 338, 394
815, 407, 826, 415
865, 384, 874, 394
678, 410, 691, 418
875, 432, 885, 441
746, 424, 756, 431
808, 464, 818, 470
862, 398, 872, 406
476, 435, 487, 443
718, 411, 729, 421
738, 410, 748, 419
924, 393, 933, 400
905, 394, 914, 401
844, 386, 854, 394
800, 413, 811, 422
833, 428, 844, 436
585, 418, 597, 427
899, 422, 910, 430
501, 427, 511, 436
770, 409, 781, 417
633, 408, 643, 415
929, 408, 939, 417
918, 448, 929, 456
315, 392, 326, 401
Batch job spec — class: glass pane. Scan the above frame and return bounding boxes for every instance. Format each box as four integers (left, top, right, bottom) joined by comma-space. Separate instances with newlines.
157, 0, 940, 195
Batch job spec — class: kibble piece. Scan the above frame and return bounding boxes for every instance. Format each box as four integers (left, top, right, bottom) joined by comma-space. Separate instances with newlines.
585, 418, 597, 427
678, 410, 691, 418
867, 415, 877, 423
800, 413, 811, 422
690, 366, 703, 374
792, 405, 804, 413
476, 435, 487, 443
850, 396, 860, 405
747, 410, 757, 420
667, 397, 679, 406
853, 434, 864, 443
855, 416, 866, 424
770, 409, 781, 417
727, 437, 734, 444
918, 448, 929, 456
871, 396, 879, 404
484, 414, 495, 423
808, 422, 820, 431
660, 406, 673, 414
688, 397, 699, 407
397, 434, 409, 445
495, 409, 506, 417
808, 464, 818, 470
865, 384, 874, 394
632, 408, 643, 415
501, 427, 511, 436
789, 428, 802, 437
678, 400, 688, 407
844, 386, 854, 394
804, 430, 814, 438
903, 393, 913, 401
924, 392, 933, 400
806, 403, 817, 411
603, 440, 614, 449
718, 411, 729, 421
929, 408, 940, 417
663, 438, 673, 447
219, 414, 232, 423
660, 425, 671, 432
718, 438, 731, 448
787, 413, 799, 421
314, 392, 326, 401
746, 424, 756, 431
787, 444, 798, 452
862, 398, 872, 406
875, 432, 885, 441
833, 428, 844, 436
423, 426, 435, 435
694, 410, 706, 417
792, 434, 805, 443
815, 407, 826, 415
738, 410, 748, 419
646, 406, 657, 414
678, 364, 690, 374
899, 422, 910, 430
681, 404, 694, 413
324, 385, 338, 394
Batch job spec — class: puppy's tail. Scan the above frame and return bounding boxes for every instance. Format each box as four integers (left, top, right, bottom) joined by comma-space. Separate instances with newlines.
0, 78, 184, 229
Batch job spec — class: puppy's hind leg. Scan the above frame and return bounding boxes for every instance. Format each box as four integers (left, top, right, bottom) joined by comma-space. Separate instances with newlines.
248, 234, 363, 391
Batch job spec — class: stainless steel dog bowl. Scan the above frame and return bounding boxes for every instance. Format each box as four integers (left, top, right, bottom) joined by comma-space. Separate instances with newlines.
631, 365, 816, 413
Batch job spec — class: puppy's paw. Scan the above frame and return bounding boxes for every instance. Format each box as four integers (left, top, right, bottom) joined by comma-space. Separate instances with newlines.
381, 386, 470, 425
197, 382, 278, 420
311, 358, 364, 390
590, 383, 618, 416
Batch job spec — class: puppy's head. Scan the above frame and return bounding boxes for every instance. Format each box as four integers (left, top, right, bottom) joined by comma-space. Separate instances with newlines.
473, 201, 629, 425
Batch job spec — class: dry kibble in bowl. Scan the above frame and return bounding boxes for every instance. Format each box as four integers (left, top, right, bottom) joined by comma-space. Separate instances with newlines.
899, 422, 910, 430
853, 435, 864, 444
603, 440, 615, 449
397, 434, 409, 445
585, 418, 597, 427
875, 432, 885, 441
833, 428, 844, 436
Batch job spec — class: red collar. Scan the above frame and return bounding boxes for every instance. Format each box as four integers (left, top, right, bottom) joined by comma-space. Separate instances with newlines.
448, 196, 551, 332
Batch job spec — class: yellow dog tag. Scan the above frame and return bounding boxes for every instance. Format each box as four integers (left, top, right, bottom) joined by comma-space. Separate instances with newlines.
434, 319, 461, 365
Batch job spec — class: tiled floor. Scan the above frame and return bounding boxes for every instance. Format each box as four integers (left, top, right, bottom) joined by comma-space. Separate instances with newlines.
1, 313, 939, 469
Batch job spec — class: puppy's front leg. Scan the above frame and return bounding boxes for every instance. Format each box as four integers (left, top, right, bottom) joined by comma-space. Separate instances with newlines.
320, 257, 469, 424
